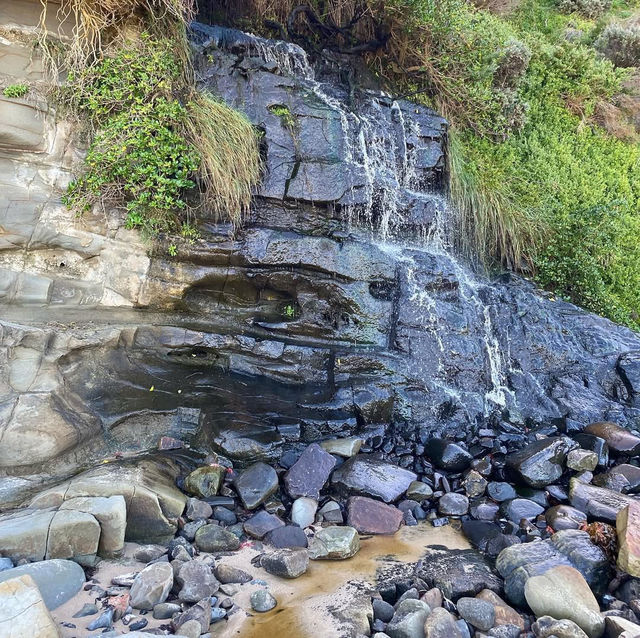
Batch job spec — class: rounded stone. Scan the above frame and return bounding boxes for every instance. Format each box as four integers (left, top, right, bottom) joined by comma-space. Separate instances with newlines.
251, 588, 277, 612
438, 493, 469, 516
456, 596, 495, 631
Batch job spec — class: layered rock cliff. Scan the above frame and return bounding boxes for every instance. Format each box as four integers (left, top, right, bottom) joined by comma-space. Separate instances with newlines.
1, 4, 640, 508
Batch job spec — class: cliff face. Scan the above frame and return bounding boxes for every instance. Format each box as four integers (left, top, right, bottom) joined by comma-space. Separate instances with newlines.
1, 9, 639, 507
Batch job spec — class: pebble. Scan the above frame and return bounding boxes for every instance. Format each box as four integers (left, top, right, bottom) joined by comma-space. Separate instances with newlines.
251, 589, 277, 612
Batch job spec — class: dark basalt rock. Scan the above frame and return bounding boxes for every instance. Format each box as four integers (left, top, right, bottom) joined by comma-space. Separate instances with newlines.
234, 462, 279, 510
425, 439, 473, 472
331, 455, 417, 503
487, 482, 517, 502
585, 422, 640, 456
415, 547, 502, 601
243, 510, 285, 539
573, 434, 610, 467
505, 438, 571, 488
264, 525, 308, 549
499, 498, 544, 523
284, 443, 336, 500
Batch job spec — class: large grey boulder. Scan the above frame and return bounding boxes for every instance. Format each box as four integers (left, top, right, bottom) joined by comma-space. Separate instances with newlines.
308, 526, 360, 560
234, 462, 279, 509
0, 559, 85, 610
129, 563, 174, 610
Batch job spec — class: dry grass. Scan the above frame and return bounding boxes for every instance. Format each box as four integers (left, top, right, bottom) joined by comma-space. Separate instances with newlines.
182, 92, 262, 225
448, 129, 544, 271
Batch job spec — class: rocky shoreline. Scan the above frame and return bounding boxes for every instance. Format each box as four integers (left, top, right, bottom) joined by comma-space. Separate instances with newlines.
2, 420, 640, 637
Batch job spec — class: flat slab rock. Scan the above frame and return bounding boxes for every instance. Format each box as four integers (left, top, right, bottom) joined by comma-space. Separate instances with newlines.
496, 528, 610, 607
331, 455, 417, 503
347, 496, 403, 534
414, 547, 502, 601
569, 477, 637, 522
284, 443, 336, 500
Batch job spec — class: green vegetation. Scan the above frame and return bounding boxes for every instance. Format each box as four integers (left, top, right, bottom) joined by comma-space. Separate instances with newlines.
222, 0, 640, 329
269, 104, 297, 130
43, 1, 261, 237
3, 84, 29, 98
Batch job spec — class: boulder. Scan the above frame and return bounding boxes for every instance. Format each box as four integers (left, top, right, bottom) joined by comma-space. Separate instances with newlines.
347, 496, 404, 534
59, 495, 127, 557
243, 510, 285, 539
617, 501, 640, 577
194, 524, 241, 552
290, 497, 318, 528
386, 599, 431, 638
320, 437, 364, 457
424, 606, 462, 638
456, 596, 495, 631
425, 439, 472, 471
524, 565, 604, 638
332, 455, 417, 503
129, 563, 174, 610
506, 438, 570, 488
235, 462, 279, 509
184, 466, 226, 498
0, 574, 60, 638
284, 443, 336, 499
176, 560, 219, 603
569, 478, 635, 522
585, 422, 640, 456
0, 559, 85, 610
261, 548, 309, 578
265, 525, 308, 548
308, 526, 360, 560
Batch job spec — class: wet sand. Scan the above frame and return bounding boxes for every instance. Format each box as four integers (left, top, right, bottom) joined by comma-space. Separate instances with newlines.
52, 523, 469, 638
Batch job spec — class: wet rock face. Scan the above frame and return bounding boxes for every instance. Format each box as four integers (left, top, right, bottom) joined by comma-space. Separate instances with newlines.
2, 15, 640, 498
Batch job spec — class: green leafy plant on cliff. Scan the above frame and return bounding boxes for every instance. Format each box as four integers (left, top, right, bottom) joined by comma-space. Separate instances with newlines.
3, 83, 29, 98
44, 2, 261, 236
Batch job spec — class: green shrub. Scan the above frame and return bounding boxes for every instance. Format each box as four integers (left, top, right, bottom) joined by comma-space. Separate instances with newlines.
557, 0, 612, 19
595, 23, 640, 67
3, 84, 29, 98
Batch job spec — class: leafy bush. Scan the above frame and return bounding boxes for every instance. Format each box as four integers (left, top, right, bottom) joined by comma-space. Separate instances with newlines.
3, 84, 29, 98
595, 23, 640, 67
62, 35, 260, 233
557, 0, 612, 19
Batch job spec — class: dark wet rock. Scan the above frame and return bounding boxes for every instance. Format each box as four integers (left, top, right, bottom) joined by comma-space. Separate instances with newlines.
573, 434, 610, 467
506, 438, 570, 488
243, 510, 285, 539
487, 482, 517, 502
169, 537, 194, 560
347, 496, 404, 534
425, 439, 472, 472
214, 564, 252, 584
176, 560, 219, 602
496, 529, 610, 607
172, 598, 211, 634
73, 603, 98, 618
265, 525, 308, 548
569, 477, 636, 522
129, 618, 148, 631
566, 449, 598, 472
593, 471, 631, 492
261, 548, 309, 578
184, 466, 226, 499
373, 599, 395, 622
524, 565, 604, 638
194, 524, 241, 552
424, 607, 462, 637
317, 500, 344, 524
486, 534, 521, 557
134, 545, 167, 563
470, 500, 500, 520
438, 493, 469, 516
532, 616, 589, 637
457, 596, 495, 631
185, 498, 212, 521
234, 462, 279, 510
152, 602, 181, 619
500, 498, 544, 522
463, 470, 488, 498
406, 481, 433, 502
0, 559, 85, 610
461, 520, 501, 551
251, 588, 277, 612
387, 599, 431, 638
213, 505, 237, 525
585, 422, 640, 456
130, 562, 173, 610
545, 505, 587, 531
597, 464, 640, 494
284, 443, 336, 499
332, 455, 417, 503
308, 526, 360, 560
415, 547, 502, 601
